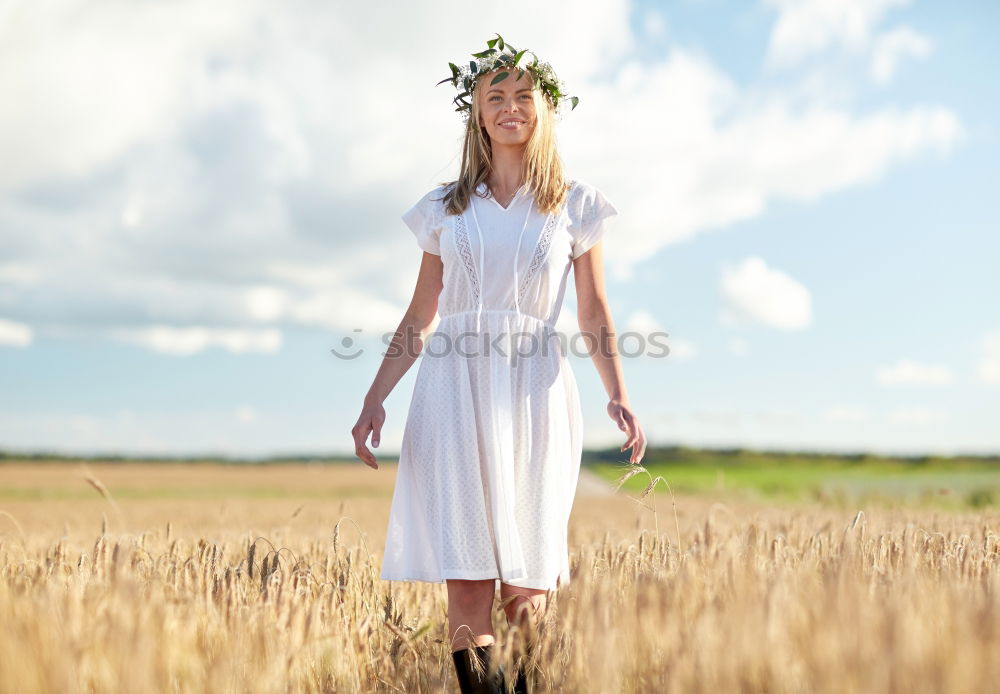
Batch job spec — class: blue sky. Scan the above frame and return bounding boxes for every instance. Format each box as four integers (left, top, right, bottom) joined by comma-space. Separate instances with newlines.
0, 0, 997, 457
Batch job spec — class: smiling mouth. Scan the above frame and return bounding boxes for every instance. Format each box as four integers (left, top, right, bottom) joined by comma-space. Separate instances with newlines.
499, 120, 525, 128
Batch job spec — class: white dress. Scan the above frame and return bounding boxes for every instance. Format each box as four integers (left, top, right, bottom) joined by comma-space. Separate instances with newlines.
380, 178, 619, 591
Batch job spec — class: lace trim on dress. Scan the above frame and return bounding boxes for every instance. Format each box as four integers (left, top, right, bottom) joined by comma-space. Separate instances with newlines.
517, 211, 556, 307
454, 209, 481, 304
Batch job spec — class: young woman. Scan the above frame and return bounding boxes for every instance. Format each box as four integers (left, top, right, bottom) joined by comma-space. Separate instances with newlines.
352, 36, 646, 693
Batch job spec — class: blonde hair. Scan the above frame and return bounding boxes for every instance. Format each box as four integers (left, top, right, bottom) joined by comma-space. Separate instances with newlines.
439, 70, 570, 217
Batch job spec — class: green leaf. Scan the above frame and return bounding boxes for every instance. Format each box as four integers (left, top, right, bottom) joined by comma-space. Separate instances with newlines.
470, 60, 477, 73
570, 96, 579, 110
513, 49, 527, 66
497, 36, 504, 50
490, 71, 509, 85
435, 77, 452, 86
487, 38, 498, 49
448, 62, 459, 77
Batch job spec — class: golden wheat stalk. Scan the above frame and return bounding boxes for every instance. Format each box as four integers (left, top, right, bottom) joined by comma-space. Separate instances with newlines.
80, 464, 124, 524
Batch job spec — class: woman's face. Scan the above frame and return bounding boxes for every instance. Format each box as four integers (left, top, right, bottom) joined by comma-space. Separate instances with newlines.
476, 68, 537, 145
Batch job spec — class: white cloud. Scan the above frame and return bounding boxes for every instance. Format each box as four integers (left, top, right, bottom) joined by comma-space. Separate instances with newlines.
870, 25, 932, 84
729, 337, 750, 356
0, 0, 635, 351
0, 318, 33, 347
263, 260, 407, 333
720, 256, 812, 330
826, 406, 869, 423
0, 407, 340, 456
236, 405, 259, 423
977, 332, 1000, 385
0, 263, 43, 286
643, 8, 668, 39
121, 194, 146, 230
876, 359, 953, 386
0, 0, 963, 350
565, 55, 963, 278
625, 309, 665, 334
888, 407, 949, 424
667, 337, 698, 361
763, 0, 911, 68
110, 325, 283, 356
242, 285, 292, 323
0, 1, 247, 190
623, 309, 696, 361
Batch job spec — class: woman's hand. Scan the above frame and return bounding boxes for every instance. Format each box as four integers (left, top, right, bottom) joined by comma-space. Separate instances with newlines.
352, 402, 386, 470
608, 399, 646, 464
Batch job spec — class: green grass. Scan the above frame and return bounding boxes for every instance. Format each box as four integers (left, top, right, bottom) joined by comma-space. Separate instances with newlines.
586, 447, 999, 510
2, 447, 996, 509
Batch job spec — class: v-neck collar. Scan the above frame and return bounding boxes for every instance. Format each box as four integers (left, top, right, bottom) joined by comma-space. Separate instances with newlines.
476, 182, 526, 211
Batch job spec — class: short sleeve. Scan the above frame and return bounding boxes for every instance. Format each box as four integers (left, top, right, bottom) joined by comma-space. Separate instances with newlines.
401, 187, 445, 256
569, 182, 619, 259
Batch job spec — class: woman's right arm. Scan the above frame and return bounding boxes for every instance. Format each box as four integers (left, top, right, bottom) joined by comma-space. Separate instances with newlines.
351, 250, 444, 469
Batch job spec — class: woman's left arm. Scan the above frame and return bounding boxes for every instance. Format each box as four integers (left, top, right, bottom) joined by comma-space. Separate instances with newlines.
573, 240, 647, 464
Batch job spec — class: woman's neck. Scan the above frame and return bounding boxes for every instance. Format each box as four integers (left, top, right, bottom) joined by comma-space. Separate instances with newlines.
488, 143, 526, 194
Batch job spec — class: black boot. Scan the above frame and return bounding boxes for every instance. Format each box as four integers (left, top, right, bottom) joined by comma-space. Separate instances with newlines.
452, 644, 507, 693
511, 641, 534, 694
512, 662, 528, 694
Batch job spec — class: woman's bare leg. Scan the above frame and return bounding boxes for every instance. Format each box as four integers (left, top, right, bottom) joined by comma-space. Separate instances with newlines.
499, 584, 546, 692
498, 583, 546, 631
446, 579, 497, 651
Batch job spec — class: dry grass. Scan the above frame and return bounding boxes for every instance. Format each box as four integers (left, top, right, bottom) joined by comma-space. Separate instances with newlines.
0, 461, 997, 693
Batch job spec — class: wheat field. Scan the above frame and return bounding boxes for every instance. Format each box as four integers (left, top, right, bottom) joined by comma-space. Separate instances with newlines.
0, 461, 997, 693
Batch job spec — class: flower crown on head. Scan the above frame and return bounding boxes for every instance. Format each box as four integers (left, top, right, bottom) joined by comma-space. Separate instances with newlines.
437, 33, 579, 122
